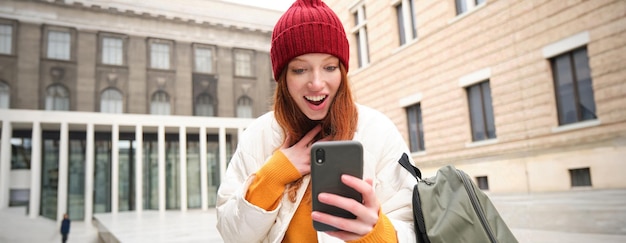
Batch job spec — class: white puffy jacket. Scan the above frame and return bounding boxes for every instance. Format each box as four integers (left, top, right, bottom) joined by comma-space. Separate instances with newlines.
216, 104, 416, 243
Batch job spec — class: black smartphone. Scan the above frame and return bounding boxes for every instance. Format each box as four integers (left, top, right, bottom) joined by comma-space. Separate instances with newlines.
310, 140, 364, 231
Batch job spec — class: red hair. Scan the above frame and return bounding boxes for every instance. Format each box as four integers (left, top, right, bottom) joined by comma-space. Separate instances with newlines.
273, 63, 358, 201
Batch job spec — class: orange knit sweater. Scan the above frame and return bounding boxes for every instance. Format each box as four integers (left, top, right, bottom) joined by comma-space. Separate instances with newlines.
245, 151, 398, 243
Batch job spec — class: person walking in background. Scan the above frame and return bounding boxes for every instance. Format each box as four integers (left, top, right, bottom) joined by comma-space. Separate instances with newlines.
60, 213, 70, 243
216, 0, 416, 242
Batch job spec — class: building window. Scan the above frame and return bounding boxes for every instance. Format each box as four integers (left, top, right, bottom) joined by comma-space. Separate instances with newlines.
47, 30, 71, 60
0, 81, 9, 109
150, 91, 170, 115
234, 49, 254, 77
476, 176, 489, 190
194, 45, 214, 73
569, 167, 591, 187
455, 0, 486, 16
236, 96, 253, 118
395, 0, 417, 46
0, 23, 14, 55
9, 189, 29, 206
150, 41, 171, 69
467, 81, 496, 141
406, 103, 425, 152
101, 36, 124, 65
100, 88, 123, 113
45, 84, 70, 111
351, 2, 370, 68
11, 132, 32, 169
551, 47, 596, 126
195, 93, 214, 117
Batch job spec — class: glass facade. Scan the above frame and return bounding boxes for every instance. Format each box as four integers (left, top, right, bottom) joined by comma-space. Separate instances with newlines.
143, 134, 159, 210
165, 134, 180, 210
41, 131, 59, 220
186, 134, 201, 209
207, 135, 232, 206
94, 133, 112, 213
68, 132, 85, 220
11, 130, 31, 169
118, 133, 135, 212
3, 124, 237, 221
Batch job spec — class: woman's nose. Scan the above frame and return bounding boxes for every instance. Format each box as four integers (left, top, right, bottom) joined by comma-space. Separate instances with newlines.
308, 70, 324, 90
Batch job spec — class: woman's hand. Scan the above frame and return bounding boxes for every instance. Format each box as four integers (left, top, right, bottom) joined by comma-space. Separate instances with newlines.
280, 125, 322, 176
312, 175, 380, 241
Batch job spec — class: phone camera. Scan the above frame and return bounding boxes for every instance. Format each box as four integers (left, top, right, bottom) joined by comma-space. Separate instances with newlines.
315, 148, 325, 164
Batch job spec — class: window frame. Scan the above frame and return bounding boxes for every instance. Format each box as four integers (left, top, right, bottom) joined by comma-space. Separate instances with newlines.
569, 167, 592, 187
193, 43, 216, 74
45, 83, 70, 111
0, 18, 17, 56
10, 130, 32, 170
98, 32, 127, 66
406, 103, 425, 153
466, 81, 497, 142
233, 48, 255, 78
236, 95, 253, 118
394, 0, 418, 46
100, 88, 124, 114
43, 25, 75, 61
550, 47, 596, 126
148, 38, 174, 70
455, 0, 486, 16
350, 1, 370, 68
194, 92, 215, 117
476, 176, 489, 190
150, 90, 171, 115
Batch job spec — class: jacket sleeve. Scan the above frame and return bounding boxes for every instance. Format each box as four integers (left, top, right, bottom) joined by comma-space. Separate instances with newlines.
372, 118, 417, 243
216, 147, 281, 243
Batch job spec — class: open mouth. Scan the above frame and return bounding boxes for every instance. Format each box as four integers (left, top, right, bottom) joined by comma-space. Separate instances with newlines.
305, 95, 327, 106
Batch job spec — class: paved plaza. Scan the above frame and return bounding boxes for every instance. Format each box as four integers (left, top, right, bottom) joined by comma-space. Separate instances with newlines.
1, 189, 625, 242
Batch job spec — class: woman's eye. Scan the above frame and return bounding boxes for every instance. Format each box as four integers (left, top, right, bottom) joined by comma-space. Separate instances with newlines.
325, 66, 338, 72
291, 68, 305, 74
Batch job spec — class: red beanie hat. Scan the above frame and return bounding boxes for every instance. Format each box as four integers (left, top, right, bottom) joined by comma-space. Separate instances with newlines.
270, 0, 349, 81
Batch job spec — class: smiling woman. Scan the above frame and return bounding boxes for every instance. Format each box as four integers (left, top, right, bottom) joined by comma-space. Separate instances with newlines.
216, 0, 417, 242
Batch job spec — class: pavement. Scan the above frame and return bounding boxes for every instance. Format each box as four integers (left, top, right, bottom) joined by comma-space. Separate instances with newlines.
1, 189, 625, 243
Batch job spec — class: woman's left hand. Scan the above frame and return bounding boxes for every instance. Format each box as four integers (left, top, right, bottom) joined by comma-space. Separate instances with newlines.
311, 175, 380, 241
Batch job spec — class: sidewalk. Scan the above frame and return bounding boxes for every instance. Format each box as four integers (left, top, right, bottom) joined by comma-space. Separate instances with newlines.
1, 189, 626, 242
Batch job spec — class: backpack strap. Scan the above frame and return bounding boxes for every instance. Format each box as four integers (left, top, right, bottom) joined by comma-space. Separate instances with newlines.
398, 153, 431, 243
398, 153, 422, 179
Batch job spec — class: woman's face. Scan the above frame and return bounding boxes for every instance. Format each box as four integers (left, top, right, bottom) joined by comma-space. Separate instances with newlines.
286, 53, 342, 121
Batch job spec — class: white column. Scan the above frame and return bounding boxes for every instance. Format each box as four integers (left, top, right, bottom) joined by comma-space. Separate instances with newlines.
199, 127, 208, 210
218, 127, 226, 185
29, 122, 42, 218
84, 124, 94, 222
135, 125, 143, 213
158, 125, 165, 212
237, 127, 245, 145
111, 124, 119, 213
179, 126, 187, 212
57, 123, 69, 222
0, 121, 12, 209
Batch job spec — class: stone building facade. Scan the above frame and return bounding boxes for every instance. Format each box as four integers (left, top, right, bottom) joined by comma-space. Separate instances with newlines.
325, 0, 626, 193
0, 0, 281, 223
0, 0, 278, 116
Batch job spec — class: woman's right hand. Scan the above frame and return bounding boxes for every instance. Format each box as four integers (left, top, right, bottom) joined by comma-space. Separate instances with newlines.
280, 125, 323, 176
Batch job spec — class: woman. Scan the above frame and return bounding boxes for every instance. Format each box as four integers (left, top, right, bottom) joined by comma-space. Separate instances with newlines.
216, 0, 416, 242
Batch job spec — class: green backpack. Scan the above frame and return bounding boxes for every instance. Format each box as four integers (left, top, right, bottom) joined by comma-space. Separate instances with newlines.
398, 153, 518, 243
